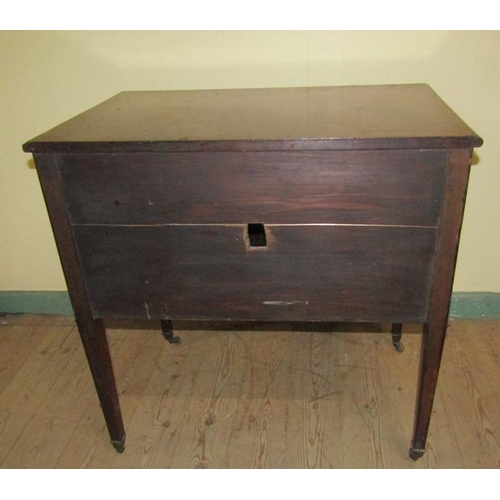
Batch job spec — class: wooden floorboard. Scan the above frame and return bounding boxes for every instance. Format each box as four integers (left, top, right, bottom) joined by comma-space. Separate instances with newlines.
0, 314, 499, 468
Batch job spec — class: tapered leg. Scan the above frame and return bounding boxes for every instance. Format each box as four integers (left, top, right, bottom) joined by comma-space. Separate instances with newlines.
76, 317, 126, 452
391, 323, 404, 352
408, 150, 473, 460
409, 320, 448, 460
33, 154, 126, 453
161, 319, 181, 344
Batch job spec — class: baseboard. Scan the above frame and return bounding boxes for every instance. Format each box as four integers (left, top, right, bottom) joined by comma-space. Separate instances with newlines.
0, 291, 73, 316
449, 292, 500, 320
1, 291, 499, 320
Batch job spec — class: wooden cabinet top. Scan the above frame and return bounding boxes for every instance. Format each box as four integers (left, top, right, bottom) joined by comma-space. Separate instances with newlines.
23, 84, 482, 153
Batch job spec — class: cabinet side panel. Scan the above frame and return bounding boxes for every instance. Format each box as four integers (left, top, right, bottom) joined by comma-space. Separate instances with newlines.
33, 153, 91, 320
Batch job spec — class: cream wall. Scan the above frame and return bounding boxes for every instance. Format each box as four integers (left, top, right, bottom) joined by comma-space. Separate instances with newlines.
1, 31, 499, 292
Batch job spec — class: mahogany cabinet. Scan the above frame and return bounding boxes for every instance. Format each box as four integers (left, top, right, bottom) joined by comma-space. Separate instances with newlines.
23, 84, 483, 460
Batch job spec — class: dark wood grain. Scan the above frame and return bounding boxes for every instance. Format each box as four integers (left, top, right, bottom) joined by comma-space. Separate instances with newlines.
73, 224, 437, 323
23, 85, 482, 153
410, 149, 473, 459
58, 150, 447, 226
33, 154, 126, 451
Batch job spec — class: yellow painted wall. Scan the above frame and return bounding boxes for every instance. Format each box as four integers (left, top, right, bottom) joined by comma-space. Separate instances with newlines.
1, 31, 498, 292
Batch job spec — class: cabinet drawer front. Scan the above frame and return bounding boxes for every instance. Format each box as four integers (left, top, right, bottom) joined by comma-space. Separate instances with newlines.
59, 150, 446, 226
75, 224, 436, 322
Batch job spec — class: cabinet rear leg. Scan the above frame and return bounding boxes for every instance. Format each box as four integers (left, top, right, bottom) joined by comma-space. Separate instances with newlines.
391, 322, 404, 352
161, 319, 181, 344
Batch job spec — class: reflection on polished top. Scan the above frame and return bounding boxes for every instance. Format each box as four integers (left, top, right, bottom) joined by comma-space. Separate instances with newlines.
23, 84, 482, 153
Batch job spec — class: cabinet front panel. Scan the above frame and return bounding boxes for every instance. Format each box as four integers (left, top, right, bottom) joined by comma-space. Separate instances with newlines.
59, 150, 447, 226
74, 224, 437, 322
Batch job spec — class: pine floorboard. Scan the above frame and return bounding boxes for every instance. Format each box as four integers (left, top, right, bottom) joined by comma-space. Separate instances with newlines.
0, 314, 499, 468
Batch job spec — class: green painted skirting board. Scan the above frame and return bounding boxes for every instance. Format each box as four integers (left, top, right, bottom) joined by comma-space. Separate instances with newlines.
0, 292, 73, 316
449, 292, 500, 320
1, 291, 500, 320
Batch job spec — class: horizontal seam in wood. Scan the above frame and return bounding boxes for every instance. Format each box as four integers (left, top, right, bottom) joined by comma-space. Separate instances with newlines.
69, 222, 438, 229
